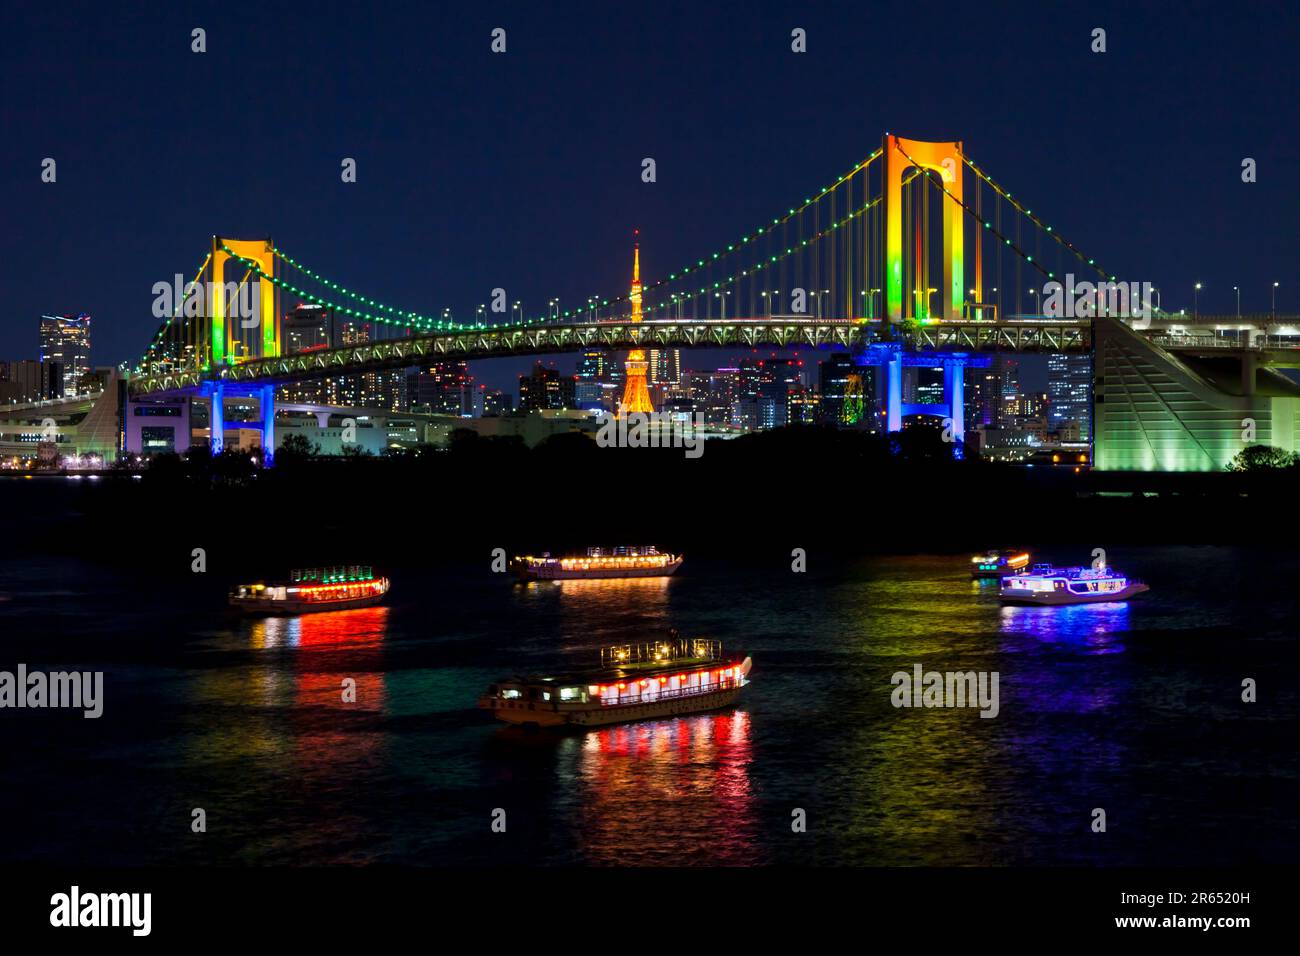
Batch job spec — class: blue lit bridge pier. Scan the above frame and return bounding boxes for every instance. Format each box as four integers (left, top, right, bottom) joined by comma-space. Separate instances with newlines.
861, 343, 989, 448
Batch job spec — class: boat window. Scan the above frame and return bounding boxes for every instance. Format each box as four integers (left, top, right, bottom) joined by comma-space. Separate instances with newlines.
559, 687, 582, 701
500, 688, 521, 700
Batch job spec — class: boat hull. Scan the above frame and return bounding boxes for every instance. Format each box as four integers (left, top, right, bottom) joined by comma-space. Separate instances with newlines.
480, 684, 743, 728
228, 592, 388, 616
517, 558, 683, 581
1000, 583, 1149, 605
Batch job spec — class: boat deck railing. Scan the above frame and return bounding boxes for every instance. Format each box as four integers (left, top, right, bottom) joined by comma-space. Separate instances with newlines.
601, 638, 721, 669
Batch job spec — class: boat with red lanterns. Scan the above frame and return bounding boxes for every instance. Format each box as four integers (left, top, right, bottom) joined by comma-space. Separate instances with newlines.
511, 546, 682, 581
228, 565, 390, 615
478, 634, 751, 728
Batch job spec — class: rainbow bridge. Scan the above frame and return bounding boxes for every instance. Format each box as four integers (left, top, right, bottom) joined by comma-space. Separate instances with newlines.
120, 133, 1300, 470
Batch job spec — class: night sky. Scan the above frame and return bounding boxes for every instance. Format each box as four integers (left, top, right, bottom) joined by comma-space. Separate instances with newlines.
2, 1, 1296, 391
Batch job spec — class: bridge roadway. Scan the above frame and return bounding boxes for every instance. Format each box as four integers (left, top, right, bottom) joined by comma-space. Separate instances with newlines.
127, 313, 1300, 398
128, 316, 1094, 396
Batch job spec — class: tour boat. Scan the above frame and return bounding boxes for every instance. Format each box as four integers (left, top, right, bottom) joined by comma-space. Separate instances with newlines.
512, 546, 683, 581
999, 565, 1148, 605
228, 565, 390, 614
479, 635, 751, 728
970, 549, 1032, 578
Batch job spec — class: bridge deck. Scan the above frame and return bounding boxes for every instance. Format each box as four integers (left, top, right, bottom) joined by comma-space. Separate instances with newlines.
129, 318, 1095, 396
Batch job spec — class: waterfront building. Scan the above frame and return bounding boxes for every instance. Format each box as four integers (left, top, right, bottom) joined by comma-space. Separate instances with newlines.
38, 313, 91, 397
1047, 352, 1092, 440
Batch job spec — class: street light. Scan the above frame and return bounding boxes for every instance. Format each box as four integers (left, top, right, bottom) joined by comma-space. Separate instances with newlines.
761, 289, 782, 317
1027, 287, 1040, 315
809, 288, 830, 318
1273, 282, 1280, 319
714, 290, 732, 322
1194, 282, 1202, 320
1233, 286, 1240, 318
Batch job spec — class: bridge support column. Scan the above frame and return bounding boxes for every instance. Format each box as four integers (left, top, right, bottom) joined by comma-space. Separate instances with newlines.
943, 359, 966, 458
260, 385, 276, 466
885, 351, 903, 432
209, 383, 225, 454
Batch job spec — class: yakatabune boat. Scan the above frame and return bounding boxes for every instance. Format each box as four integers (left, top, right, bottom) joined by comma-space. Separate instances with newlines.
999, 564, 1148, 605
512, 546, 682, 581
970, 549, 1031, 578
228, 565, 390, 615
479, 635, 751, 728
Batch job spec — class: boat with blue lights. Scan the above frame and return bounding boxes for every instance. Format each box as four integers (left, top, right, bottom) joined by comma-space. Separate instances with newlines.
512, 546, 682, 581
970, 549, 1031, 578
999, 564, 1148, 605
478, 634, 751, 728
228, 565, 390, 614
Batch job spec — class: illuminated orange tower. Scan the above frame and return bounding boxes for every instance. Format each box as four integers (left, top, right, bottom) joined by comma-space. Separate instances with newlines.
620, 232, 655, 414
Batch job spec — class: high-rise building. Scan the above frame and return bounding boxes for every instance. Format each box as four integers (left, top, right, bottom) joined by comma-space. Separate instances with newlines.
574, 350, 614, 410
519, 362, 575, 411
649, 348, 681, 387
481, 389, 514, 417
39, 314, 90, 397
1047, 352, 1092, 439
413, 361, 474, 416
818, 353, 876, 427
964, 363, 1001, 428
0, 359, 57, 403
282, 303, 333, 353
279, 304, 333, 404
995, 355, 1023, 421
904, 366, 944, 406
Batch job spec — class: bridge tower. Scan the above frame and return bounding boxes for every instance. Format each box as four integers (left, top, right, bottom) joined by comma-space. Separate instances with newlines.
206, 237, 280, 457
883, 135, 965, 323
620, 233, 656, 414
209, 236, 280, 366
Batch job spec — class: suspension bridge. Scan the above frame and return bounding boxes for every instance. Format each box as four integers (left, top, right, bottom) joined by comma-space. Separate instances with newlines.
116, 133, 1299, 471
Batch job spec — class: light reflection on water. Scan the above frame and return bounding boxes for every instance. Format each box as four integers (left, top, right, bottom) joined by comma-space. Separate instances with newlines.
999, 602, 1131, 653
2, 546, 1294, 866
549, 711, 760, 865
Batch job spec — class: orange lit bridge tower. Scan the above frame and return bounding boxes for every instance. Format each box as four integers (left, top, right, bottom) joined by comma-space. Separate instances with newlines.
620, 233, 655, 415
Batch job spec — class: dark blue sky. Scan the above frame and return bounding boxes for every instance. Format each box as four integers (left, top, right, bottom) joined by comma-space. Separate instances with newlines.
2, 1, 1296, 390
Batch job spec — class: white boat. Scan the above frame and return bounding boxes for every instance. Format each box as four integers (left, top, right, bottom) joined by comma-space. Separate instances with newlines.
512, 546, 682, 581
1000, 564, 1148, 605
479, 636, 750, 729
